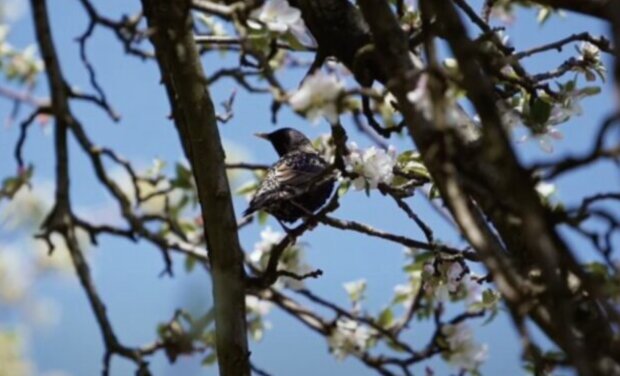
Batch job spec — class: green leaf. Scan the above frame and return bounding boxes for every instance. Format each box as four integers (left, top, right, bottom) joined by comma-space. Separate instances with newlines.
343, 279, 367, 303
403, 263, 421, 273
414, 251, 435, 264
429, 184, 441, 199
392, 293, 409, 305
390, 175, 408, 187
1, 165, 34, 200
386, 338, 408, 353
581, 86, 601, 96
202, 352, 217, 366
185, 255, 198, 273
529, 98, 552, 125
337, 181, 350, 197
585, 262, 608, 279
235, 181, 258, 196
377, 307, 394, 329
283, 32, 305, 51
482, 307, 499, 325
482, 289, 499, 305
397, 150, 416, 163
536, 7, 552, 24
258, 210, 269, 225
172, 162, 193, 189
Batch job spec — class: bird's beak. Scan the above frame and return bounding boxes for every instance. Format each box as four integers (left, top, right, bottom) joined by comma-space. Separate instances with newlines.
254, 132, 270, 140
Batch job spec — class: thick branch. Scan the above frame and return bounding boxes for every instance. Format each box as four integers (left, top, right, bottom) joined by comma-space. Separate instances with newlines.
355, 0, 618, 374
140, 1, 250, 375
31, 0, 154, 374
527, 0, 612, 20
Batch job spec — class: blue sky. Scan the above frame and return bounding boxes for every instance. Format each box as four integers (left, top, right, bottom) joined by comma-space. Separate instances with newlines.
0, 0, 618, 375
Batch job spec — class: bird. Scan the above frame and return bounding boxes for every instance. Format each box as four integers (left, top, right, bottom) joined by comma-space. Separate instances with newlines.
243, 128, 335, 224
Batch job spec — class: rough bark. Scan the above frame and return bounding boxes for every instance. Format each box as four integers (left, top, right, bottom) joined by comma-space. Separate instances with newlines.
141, 1, 250, 375
528, 0, 612, 20
349, 0, 618, 374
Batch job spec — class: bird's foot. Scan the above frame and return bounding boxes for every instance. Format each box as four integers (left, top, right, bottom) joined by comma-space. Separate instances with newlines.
276, 219, 294, 235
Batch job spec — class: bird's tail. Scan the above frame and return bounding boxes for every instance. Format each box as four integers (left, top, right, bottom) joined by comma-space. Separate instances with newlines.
242, 206, 256, 217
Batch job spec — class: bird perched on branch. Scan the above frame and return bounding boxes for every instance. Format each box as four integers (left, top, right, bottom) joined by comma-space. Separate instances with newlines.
243, 128, 335, 223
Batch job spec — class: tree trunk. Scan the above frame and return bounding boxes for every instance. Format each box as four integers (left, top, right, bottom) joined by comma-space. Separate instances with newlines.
141, 1, 250, 375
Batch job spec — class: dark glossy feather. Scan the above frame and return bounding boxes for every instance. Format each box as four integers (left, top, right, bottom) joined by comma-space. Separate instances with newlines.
244, 129, 335, 223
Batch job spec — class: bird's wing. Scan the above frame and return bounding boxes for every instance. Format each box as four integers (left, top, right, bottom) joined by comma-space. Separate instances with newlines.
272, 156, 326, 187
244, 153, 329, 215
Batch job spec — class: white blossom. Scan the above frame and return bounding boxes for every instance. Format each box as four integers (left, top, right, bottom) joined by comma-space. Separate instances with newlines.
494, 29, 510, 46
516, 84, 597, 153
246, 295, 273, 341
1, 0, 28, 23
249, 0, 314, 46
406, 73, 432, 119
393, 282, 418, 307
345, 143, 397, 191
249, 226, 310, 289
403, 0, 416, 12
289, 70, 344, 124
519, 125, 563, 153
33, 233, 77, 275
7, 44, 42, 79
328, 317, 375, 360
464, 276, 484, 306
535, 181, 556, 198
578, 41, 601, 62
549, 98, 582, 126
343, 279, 366, 311
406, 74, 465, 126
548, 84, 600, 127
313, 133, 336, 164
249, 226, 284, 265
442, 322, 488, 370
0, 184, 49, 231
0, 330, 35, 376
246, 295, 273, 317
422, 260, 485, 304
0, 250, 30, 303
446, 262, 464, 293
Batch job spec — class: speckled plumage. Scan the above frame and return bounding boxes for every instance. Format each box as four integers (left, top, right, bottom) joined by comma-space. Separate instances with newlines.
244, 128, 335, 223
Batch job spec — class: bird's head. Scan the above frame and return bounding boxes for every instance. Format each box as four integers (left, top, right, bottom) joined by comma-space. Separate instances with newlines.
254, 128, 315, 156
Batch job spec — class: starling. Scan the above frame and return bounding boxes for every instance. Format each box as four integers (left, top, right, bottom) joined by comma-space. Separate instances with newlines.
243, 128, 335, 223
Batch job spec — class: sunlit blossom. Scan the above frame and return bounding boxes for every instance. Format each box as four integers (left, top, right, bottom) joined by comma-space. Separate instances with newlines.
289, 70, 344, 124
328, 317, 375, 360
246, 295, 273, 317
343, 279, 366, 312
249, 226, 310, 289
442, 322, 488, 370
406, 73, 432, 119
518, 125, 563, 153
578, 41, 601, 62
345, 143, 396, 191
249, 226, 284, 264
249, 0, 315, 46
535, 181, 556, 198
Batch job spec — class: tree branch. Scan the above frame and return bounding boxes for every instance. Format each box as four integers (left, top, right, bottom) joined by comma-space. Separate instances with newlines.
140, 0, 250, 374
